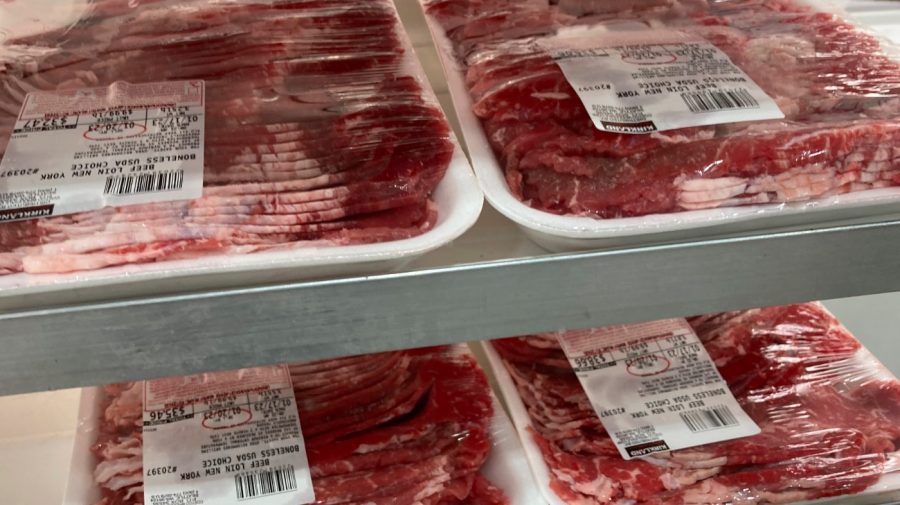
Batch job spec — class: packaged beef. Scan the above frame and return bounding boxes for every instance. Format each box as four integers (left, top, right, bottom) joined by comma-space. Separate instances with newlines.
0, 0, 454, 276
489, 303, 900, 504
424, 0, 900, 219
87, 345, 511, 505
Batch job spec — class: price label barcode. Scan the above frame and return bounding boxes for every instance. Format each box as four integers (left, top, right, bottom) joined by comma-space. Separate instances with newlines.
681, 88, 759, 113
680, 405, 739, 432
103, 170, 184, 195
235, 465, 298, 501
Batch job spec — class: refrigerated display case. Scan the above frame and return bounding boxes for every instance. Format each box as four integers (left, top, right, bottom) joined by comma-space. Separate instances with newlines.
0, 1, 899, 504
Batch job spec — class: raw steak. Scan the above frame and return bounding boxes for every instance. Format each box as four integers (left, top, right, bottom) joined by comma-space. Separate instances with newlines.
0, 0, 453, 275
492, 302, 900, 504
427, 0, 900, 218
90, 346, 508, 505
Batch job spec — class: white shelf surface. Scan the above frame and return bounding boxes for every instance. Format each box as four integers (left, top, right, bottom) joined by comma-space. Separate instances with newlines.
0, 387, 80, 505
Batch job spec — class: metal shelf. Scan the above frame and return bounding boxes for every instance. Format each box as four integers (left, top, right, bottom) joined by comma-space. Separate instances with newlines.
3, 214, 900, 396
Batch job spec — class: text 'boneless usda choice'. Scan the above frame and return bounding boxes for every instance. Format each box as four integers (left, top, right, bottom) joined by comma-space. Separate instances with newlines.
0, 80, 204, 222
558, 319, 760, 460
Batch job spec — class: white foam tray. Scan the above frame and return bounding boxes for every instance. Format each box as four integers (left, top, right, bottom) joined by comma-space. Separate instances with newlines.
481, 341, 900, 505
63, 382, 544, 505
422, 4, 900, 252
0, 2, 484, 310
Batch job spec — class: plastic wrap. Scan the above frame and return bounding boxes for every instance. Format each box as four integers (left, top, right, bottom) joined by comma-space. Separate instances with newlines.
65, 345, 541, 505
0, 0, 482, 300
422, 0, 900, 250
485, 302, 900, 505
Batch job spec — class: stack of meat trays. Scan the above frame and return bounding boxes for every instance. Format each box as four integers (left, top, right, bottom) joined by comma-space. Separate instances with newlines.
64, 345, 543, 505
484, 303, 900, 504
421, 0, 900, 250
0, 0, 481, 309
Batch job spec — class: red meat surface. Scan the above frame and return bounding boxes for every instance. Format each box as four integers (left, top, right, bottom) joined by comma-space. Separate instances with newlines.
90, 346, 507, 505
493, 302, 900, 504
0, 0, 453, 275
429, 0, 900, 218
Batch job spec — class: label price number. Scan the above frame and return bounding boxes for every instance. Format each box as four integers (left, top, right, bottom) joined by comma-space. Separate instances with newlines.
149, 406, 186, 422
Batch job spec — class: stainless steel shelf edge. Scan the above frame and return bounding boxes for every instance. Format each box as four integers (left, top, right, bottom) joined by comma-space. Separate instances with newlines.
3, 219, 900, 396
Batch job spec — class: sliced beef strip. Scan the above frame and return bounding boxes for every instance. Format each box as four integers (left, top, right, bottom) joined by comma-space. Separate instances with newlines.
92, 347, 503, 505
493, 303, 900, 504
451, 0, 900, 218
0, 2, 453, 274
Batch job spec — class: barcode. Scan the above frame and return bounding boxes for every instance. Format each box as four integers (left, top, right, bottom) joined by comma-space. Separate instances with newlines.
680, 405, 738, 432
681, 88, 759, 113
235, 465, 297, 500
103, 170, 184, 195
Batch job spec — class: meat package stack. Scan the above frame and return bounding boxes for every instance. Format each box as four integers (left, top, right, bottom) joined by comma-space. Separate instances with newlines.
492, 303, 900, 504
424, 0, 900, 218
90, 346, 509, 505
0, 0, 453, 275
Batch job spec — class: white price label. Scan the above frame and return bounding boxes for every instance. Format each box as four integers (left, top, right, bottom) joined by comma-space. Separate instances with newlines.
540, 29, 784, 134
142, 366, 315, 505
0, 80, 205, 222
558, 319, 760, 460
